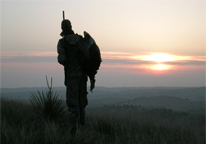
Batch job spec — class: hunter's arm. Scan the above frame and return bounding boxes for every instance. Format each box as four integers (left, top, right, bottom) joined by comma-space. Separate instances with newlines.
57, 39, 67, 65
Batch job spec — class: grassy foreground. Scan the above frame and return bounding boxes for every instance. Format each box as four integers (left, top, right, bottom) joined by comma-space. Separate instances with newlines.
1, 98, 205, 144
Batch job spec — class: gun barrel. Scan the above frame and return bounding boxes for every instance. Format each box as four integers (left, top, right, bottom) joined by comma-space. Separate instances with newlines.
63, 11, 65, 20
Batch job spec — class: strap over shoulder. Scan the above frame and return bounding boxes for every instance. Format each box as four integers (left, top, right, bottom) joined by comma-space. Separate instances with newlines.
65, 34, 82, 45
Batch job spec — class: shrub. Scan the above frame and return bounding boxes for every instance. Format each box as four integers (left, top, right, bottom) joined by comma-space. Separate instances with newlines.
29, 90, 66, 121
29, 76, 66, 121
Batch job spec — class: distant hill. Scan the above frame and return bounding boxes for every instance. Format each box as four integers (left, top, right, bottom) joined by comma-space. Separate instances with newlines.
116, 95, 205, 112
1, 86, 205, 101
0, 87, 66, 101
1, 87, 205, 114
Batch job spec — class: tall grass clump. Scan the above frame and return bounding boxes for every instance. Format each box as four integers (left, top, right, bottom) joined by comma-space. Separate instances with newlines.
29, 90, 66, 121
29, 76, 66, 121
1, 99, 205, 144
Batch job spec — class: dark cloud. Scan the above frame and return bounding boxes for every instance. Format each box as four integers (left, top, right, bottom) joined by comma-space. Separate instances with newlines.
103, 59, 156, 65
103, 58, 205, 66
164, 61, 206, 66
1, 55, 205, 67
1, 56, 57, 63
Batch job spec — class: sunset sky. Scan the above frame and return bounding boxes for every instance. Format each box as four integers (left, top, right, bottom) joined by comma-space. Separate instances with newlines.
1, 0, 205, 88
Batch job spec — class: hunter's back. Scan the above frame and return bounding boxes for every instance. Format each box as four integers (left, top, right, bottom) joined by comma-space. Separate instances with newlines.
64, 34, 83, 75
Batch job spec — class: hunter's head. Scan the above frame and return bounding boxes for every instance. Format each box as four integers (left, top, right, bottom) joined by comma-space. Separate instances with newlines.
60, 19, 74, 36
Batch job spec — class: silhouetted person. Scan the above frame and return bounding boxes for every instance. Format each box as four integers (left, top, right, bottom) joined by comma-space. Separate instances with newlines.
57, 19, 101, 139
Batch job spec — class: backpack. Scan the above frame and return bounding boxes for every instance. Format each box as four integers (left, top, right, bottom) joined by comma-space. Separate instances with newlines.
76, 31, 102, 80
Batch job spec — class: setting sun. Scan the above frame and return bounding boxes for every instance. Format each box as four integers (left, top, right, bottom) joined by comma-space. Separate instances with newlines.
150, 64, 172, 71
142, 53, 175, 62
143, 64, 173, 71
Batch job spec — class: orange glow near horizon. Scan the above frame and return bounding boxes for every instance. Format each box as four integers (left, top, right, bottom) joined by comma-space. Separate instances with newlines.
2, 51, 205, 75
102, 52, 205, 72
129, 53, 199, 62
148, 64, 172, 71
141, 53, 175, 62
140, 53, 175, 71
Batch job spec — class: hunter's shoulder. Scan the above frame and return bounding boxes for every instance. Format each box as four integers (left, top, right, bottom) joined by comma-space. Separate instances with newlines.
57, 37, 64, 44
58, 34, 82, 42
65, 34, 83, 45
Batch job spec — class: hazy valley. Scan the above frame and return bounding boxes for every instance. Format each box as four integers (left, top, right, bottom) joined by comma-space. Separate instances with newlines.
1, 87, 205, 114
1, 86, 205, 143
